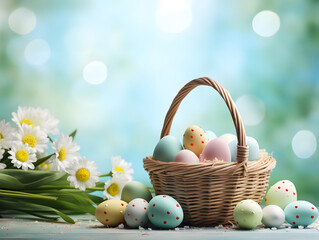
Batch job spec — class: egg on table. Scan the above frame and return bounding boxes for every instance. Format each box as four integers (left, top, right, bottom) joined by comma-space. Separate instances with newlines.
262, 205, 285, 228
147, 195, 183, 229
265, 180, 297, 210
183, 125, 209, 157
174, 149, 199, 164
233, 199, 263, 229
121, 181, 152, 203
284, 200, 318, 227
153, 135, 183, 162
219, 133, 236, 144
95, 199, 128, 227
199, 138, 231, 162
124, 198, 149, 228
228, 136, 259, 162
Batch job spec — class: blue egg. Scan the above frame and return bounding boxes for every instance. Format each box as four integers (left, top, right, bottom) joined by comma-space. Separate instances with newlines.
228, 136, 260, 161
147, 195, 183, 229
284, 200, 318, 227
206, 130, 217, 141
153, 136, 183, 162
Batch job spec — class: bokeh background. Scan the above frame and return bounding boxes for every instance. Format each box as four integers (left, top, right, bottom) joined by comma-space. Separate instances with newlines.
0, 0, 318, 203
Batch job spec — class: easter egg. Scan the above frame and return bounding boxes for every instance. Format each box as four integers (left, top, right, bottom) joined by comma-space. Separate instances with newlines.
153, 135, 183, 162
284, 201, 318, 227
199, 138, 231, 162
183, 125, 209, 157
262, 205, 285, 228
206, 130, 217, 141
121, 181, 152, 203
219, 133, 236, 144
265, 180, 297, 210
95, 199, 128, 227
124, 198, 149, 228
174, 149, 199, 164
229, 136, 260, 162
147, 195, 183, 229
233, 199, 263, 229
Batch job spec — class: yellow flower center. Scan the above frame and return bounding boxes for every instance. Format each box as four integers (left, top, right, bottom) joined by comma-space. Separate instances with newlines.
76, 168, 90, 182
58, 147, 67, 161
0, 133, 3, 139
16, 149, 29, 162
39, 162, 50, 171
20, 118, 34, 127
107, 183, 120, 196
22, 135, 37, 148
114, 166, 124, 173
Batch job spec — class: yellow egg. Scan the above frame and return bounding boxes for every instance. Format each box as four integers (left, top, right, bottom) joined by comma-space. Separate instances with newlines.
183, 125, 209, 157
95, 199, 128, 227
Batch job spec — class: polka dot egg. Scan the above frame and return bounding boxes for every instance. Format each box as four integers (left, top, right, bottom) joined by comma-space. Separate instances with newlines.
183, 125, 208, 157
95, 199, 128, 227
265, 180, 297, 209
233, 199, 263, 229
284, 200, 318, 227
147, 195, 183, 229
124, 198, 149, 228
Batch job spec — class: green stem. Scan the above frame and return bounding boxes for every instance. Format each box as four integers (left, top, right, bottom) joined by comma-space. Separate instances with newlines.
36, 185, 104, 191
99, 171, 112, 177
0, 190, 57, 200
22, 211, 59, 221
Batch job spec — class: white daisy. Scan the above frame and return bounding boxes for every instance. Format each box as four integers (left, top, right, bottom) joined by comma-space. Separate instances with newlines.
12, 106, 59, 135
8, 143, 37, 170
67, 157, 100, 191
12, 124, 48, 153
36, 152, 52, 171
0, 120, 15, 148
103, 174, 131, 200
0, 148, 6, 169
51, 133, 80, 171
111, 156, 134, 180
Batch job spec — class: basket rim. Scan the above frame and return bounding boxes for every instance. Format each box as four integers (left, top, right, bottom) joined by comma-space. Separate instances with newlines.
143, 150, 276, 176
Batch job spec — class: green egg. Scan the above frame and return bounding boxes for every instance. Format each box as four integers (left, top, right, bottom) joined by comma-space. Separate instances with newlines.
153, 135, 183, 162
233, 200, 263, 229
121, 181, 152, 203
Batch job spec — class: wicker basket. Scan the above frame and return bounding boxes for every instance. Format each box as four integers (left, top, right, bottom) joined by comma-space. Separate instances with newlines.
143, 77, 276, 226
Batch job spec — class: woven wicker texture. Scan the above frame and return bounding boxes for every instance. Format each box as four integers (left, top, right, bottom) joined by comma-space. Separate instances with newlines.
143, 77, 276, 226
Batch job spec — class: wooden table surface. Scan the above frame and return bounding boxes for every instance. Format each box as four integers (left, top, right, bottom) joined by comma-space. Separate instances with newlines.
1, 214, 319, 239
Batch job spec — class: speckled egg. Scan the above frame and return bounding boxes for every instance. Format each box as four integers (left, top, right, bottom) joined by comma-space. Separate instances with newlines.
147, 195, 183, 229
174, 149, 199, 164
262, 205, 285, 228
183, 125, 209, 157
153, 135, 183, 162
95, 199, 128, 227
199, 138, 231, 162
284, 201, 318, 227
219, 133, 236, 144
121, 181, 152, 203
228, 136, 260, 162
206, 130, 217, 141
124, 198, 149, 228
265, 180, 297, 210
233, 199, 263, 229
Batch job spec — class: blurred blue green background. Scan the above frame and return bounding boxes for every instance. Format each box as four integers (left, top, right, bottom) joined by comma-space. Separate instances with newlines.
0, 0, 318, 203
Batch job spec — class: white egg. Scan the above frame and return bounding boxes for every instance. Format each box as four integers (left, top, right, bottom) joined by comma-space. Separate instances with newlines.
219, 133, 236, 144
262, 205, 285, 228
124, 198, 149, 228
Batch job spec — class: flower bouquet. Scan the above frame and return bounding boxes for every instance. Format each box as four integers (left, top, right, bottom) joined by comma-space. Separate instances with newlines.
0, 107, 134, 223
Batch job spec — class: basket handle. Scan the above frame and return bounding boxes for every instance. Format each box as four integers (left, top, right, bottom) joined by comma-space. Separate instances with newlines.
160, 77, 249, 163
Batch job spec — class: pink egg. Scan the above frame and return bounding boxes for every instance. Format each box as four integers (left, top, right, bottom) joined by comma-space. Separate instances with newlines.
199, 138, 231, 162
174, 150, 199, 164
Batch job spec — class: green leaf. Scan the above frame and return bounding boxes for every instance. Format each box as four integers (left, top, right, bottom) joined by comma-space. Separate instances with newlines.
69, 129, 77, 139
53, 210, 75, 224
34, 153, 55, 167
0, 173, 24, 190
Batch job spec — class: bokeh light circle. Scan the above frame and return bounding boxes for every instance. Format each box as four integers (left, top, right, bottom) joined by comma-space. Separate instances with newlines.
156, 0, 192, 33
292, 130, 317, 159
236, 95, 266, 126
83, 61, 107, 85
24, 39, 51, 65
8, 8, 36, 35
252, 10, 280, 37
